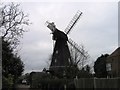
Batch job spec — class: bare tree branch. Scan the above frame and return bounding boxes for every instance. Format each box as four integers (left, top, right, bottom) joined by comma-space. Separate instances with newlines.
69, 43, 89, 69
0, 3, 30, 49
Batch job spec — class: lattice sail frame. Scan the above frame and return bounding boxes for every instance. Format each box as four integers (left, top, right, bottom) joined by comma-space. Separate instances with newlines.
64, 10, 82, 35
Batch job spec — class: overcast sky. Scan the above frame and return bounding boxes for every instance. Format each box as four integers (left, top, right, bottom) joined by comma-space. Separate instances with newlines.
13, 2, 118, 74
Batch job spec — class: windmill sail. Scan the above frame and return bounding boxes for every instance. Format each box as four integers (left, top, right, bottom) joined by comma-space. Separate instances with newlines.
65, 11, 82, 35
68, 38, 87, 59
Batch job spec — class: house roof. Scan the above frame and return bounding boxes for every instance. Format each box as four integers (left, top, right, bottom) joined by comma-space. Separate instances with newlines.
108, 47, 120, 58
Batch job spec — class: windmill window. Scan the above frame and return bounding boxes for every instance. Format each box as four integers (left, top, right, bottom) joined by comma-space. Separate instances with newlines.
56, 50, 58, 54
55, 59, 57, 63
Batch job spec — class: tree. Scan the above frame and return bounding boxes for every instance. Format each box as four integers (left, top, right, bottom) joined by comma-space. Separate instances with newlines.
85, 65, 90, 73
2, 39, 24, 88
69, 44, 89, 69
1, 3, 29, 88
2, 39, 24, 78
0, 2, 30, 49
94, 54, 109, 78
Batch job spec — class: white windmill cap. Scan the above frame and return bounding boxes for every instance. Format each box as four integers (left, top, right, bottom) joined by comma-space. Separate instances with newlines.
50, 22, 56, 27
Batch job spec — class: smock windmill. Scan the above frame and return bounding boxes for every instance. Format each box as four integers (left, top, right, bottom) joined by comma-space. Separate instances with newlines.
45, 10, 87, 78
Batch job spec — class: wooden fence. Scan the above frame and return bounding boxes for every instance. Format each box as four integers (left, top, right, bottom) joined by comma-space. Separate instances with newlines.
30, 72, 120, 89
74, 78, 120, 89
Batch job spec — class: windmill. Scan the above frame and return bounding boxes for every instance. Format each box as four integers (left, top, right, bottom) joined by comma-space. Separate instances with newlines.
46, 10, 87, 78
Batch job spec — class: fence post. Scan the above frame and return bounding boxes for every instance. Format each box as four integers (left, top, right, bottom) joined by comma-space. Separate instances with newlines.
94, 77, 96, 89
74, 76, 78, 88
64, 84, 66, 90
0, 37, 2, 90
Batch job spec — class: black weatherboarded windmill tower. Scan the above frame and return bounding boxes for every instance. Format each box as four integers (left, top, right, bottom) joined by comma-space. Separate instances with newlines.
46, 11, 86, 78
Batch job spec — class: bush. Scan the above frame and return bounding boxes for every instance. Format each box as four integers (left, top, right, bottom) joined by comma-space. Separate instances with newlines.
2, 75, 14, 89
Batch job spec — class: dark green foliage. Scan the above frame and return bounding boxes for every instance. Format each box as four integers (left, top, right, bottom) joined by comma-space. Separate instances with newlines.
77, 69, 93, 78
2, 39, 24, 88
2, 39, 24, 78
38, 78, 75, 90
18, 73, 31, 85
65, 65, 93, 79
30, 72, 75, 90
86, 65, 90, 73
24, 73, 31, 85
2, 75, 14, 89
94, 54, 109, 78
